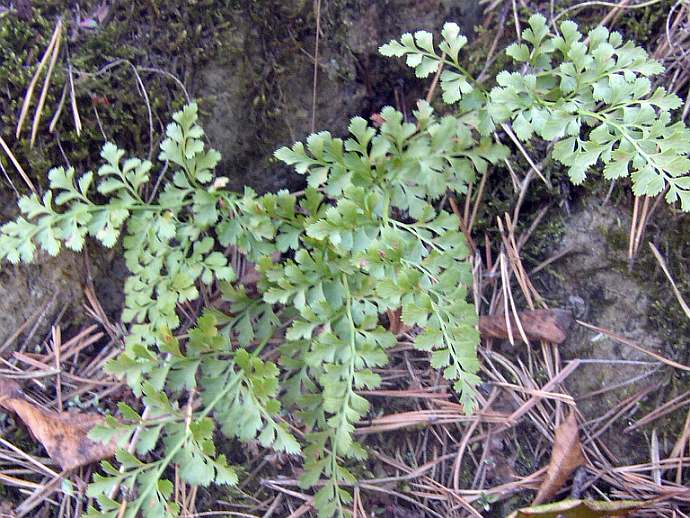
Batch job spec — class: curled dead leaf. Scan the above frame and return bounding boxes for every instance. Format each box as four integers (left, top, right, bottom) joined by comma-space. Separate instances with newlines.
479, 309, 573, 344
533, 411, 585, 505
0, 378, 116, 471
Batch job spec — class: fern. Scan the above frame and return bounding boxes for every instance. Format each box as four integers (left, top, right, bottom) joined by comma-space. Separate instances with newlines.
381, 15, 690, 209
1, 14, 688, 518
268, 105, 502, 512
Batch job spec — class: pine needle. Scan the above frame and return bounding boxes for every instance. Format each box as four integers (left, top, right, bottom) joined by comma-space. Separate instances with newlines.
15, 18, 62, 143
0, 135, 36, 193
30, 20, 63, 148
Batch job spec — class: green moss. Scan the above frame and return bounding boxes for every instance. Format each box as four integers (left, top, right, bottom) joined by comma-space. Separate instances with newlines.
607, 208, 690, 361
0, 0, 246, 193
544, 0, 673, 45
601, 224, 628, 251
609, 0, 674, 44
638, 216, 690, 364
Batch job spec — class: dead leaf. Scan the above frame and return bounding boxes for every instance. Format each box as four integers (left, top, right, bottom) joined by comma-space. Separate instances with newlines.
506, 499, 645, 518
479, 309, 572, 344
238, 252, 281, 289
387, 308, 410, 335
370, 112, 385, 127
533, 411, 585, 505
0, 378, 116, 471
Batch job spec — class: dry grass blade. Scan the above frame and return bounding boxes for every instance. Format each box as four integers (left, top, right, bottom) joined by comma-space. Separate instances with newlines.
629, 195, 641, 259
499, 252, 517, 345
0, 472, 43, 490
632, 195, 652, 257
628, 194, 656, 259
14, 470, 70, 518
500, 122, 547, 184
355, 409, 509, 434
16, 18, 62, 141
594, 0, 632, 30
468, 168, 489, 232
553, 0, 667, 23
533, 411, 585, 505
0, 135, 36, 193
68, 63, 82, 136
624, 389, 690, 432
669, 409, 690, 484
506, 360, 580, 433
651, 428, 661, 485
449, 194, 477, 253
48, 82, 68, 133
425, 51, 446, 103
577, 320, 690, 372
498, 214, 540, 309
649, 242, 690, 320
0, 435, 59, 478
357, 388, 450, 400
30, 20, 63, 148
511, 0, 521, 42
310, 0, 322, 133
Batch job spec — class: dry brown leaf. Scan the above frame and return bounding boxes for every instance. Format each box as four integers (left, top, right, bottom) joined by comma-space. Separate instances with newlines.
387, 307, 409, 335
479, 308, 572, 344
0, 378, 116, 471
507, 498, 645, 518
533, 411, 585, 505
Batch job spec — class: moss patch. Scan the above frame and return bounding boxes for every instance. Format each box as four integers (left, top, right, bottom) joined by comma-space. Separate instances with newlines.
0, 1, 244, 191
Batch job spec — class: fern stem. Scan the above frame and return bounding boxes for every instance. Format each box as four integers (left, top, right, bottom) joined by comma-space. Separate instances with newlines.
324, 274, 360, 516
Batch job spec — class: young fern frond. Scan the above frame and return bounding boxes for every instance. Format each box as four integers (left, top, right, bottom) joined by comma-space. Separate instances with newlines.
1, 14, 687, 518
493, 16, 690, 208
382, 14, 690, 210
379, 22, 474, 105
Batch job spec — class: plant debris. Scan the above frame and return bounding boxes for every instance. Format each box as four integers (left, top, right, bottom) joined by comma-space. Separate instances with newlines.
0, 378, 116, 471
507, 498, 646, 518
479, 308, 573, 344
533, 411, 585, 505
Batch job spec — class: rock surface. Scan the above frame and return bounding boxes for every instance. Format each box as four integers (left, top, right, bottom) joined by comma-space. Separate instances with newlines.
197, 0, 483, 192
536, 202, 677, 463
